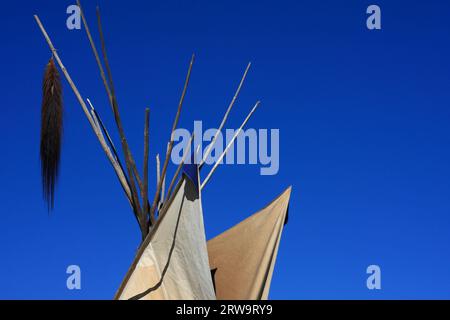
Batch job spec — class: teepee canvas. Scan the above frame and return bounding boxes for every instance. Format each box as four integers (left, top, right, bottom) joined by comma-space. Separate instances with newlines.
115, 180, 291, 300
207, 187, 291, 300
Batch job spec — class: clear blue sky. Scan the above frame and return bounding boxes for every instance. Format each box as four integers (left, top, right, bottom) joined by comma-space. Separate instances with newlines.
1, 0, 450, 299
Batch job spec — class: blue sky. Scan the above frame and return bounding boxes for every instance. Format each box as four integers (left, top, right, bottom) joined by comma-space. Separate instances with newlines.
1, 0, 450, 299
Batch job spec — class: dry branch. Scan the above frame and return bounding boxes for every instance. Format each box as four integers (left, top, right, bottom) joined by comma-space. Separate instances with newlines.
200, 62, 251, 168
149, 55, 195, 224
76, 2, 145, 235
200, 101, 260, 190
143, 108, 151, 224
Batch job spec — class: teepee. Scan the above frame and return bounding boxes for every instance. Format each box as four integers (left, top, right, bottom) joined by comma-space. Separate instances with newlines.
34, 2, 292, 300
115, 176, 291, 300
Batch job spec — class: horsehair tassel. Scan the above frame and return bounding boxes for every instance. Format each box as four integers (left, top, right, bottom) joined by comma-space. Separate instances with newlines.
40, 57, 63, 211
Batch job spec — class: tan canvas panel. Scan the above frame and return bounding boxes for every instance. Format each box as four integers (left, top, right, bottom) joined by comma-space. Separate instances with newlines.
207, 186, 291, 300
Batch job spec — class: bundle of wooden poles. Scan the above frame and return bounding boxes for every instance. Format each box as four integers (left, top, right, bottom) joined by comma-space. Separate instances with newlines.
34, 1, 260, 243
